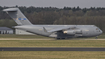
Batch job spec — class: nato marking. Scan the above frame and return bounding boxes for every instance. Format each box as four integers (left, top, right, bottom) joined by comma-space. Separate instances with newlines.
23, 18, 26, 20
18, 18, 21, 20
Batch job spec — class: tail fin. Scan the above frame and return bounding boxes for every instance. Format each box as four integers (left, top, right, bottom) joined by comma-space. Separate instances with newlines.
3, 8, 32, 25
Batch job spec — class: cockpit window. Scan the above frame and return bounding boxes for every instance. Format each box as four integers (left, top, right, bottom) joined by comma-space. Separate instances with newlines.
96, 28, 100, 32
96, 28, 99, 30
96, 27, 100, 30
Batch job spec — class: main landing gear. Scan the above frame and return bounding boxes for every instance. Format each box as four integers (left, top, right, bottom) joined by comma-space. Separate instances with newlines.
56, 38, 66, 39
95, 36, 98, 39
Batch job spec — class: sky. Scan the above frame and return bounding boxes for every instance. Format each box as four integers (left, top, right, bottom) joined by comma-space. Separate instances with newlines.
0, 0, 105, 8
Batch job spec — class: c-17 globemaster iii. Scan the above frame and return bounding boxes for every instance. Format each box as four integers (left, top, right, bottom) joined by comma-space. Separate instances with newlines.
3, 8, 103, 39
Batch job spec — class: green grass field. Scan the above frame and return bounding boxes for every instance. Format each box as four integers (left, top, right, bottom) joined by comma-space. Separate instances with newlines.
0, 40, 105, 47
0, 34, 50, 39
0, 34, 105, 59
0, 34, 105, 47
0, 51, 105, 59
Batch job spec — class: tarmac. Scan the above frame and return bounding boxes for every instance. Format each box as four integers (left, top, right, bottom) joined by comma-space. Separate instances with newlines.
0, 47, 105, 51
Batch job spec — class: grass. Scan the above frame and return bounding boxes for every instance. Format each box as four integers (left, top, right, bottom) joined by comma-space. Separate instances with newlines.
0, 51, 105, 59
98, 34, 105, 39
0, 34, 50, 39
0, 34, 105, 47
0, 40, 105, 47
0, 35, 105, 59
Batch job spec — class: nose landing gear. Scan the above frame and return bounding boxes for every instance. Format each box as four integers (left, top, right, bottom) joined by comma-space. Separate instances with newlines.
95, 36, 98, 39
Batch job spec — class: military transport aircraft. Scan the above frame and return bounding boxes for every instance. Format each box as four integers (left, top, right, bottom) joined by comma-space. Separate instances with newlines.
3, 8, 103, 39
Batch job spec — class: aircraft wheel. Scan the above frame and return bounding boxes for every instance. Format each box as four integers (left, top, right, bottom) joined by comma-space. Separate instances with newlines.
95, 36, 98, 39
56, 38, 60, 39
62, 38, 65, 39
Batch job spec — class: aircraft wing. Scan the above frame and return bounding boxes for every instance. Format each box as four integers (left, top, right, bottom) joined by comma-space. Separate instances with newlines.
44, 26, 76, 33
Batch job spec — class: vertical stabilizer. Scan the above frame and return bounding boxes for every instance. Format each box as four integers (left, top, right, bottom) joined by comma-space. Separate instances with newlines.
3, 8, 32, 25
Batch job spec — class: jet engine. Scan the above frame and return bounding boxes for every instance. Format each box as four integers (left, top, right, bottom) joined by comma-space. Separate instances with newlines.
63, 30, 82, 35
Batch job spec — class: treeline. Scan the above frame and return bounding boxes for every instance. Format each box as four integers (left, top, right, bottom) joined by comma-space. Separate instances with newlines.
0, 6, 105, 33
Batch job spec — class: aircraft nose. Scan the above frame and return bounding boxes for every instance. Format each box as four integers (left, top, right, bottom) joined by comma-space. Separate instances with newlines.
98, 29, 103, 35
100, 30, 103, 34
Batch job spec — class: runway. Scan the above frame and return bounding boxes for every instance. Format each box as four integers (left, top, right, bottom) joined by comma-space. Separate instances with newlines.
0, 47, 105, 51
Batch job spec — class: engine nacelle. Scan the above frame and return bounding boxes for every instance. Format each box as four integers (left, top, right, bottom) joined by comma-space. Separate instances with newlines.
63, 30, 75, 35
75, 30, 82, 34
63, 30, 82, 35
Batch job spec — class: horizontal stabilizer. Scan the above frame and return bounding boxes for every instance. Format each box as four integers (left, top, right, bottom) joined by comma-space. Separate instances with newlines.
3, 8, 18, 12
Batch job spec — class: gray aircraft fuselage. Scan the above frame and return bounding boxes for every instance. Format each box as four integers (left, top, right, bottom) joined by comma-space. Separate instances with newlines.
14, 25, 102, 38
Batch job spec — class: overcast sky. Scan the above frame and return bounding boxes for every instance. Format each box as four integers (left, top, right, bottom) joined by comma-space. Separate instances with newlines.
0, 0, 105, 8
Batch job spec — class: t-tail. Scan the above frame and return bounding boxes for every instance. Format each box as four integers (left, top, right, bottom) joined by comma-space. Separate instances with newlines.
3, 8, 32, 25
